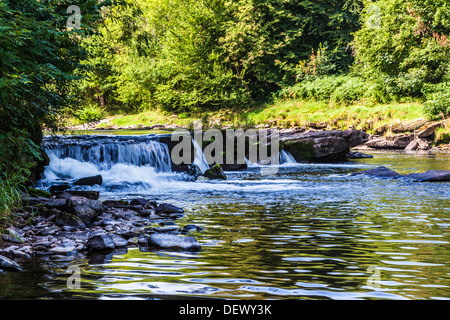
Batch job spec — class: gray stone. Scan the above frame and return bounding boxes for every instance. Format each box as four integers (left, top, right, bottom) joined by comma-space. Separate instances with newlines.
202, 164, 227, 180
353, 166, 402, 178
405, 140, 419, 151
74, 175, 103, 186
111, 235, 128, 248
156, 203, 185, 214
49, 240, 77, 255
0, 255, 23, 272
55, 230, 92, 242
366, 134, 414, 149
86, 234, 115, 251
404, 170, 450, 182
147, 233, 201, 252
67, 197, 103, 224
153, 226, 180, 234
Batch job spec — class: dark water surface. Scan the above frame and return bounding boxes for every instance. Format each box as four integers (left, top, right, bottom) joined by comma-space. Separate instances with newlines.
1, 151, 449, 300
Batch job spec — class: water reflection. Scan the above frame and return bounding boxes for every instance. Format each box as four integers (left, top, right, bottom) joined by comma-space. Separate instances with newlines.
1, 152, 449, 300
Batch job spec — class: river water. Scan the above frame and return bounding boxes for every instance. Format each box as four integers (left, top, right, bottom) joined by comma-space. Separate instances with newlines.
1, 133, 449, 300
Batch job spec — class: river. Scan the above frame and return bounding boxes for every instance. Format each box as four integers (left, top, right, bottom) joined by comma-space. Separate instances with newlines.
0, 132, 449, 300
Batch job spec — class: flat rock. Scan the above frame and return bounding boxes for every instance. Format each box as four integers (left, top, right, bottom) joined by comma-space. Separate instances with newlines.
353, 166, 402, 178
49, 240, 77, 255
281, 130, 369, 162
147, 233, 201, 252
366, 134, 414, 149
74, 175, 103, 186
0, 255, 23, 272
156, 203, 184, 214
404, 170, 450, 182
66, 190, 100, 200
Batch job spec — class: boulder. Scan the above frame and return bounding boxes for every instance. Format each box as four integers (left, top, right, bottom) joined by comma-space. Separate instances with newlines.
352, 166, 402, 178
281, 130, 369, 162
86, 234, 115, 251
0, 255, 23, 272
202, 164, 227, 180
74, 175, 103, 186
156, 203, 185, 214
53, 210, 86, 229
416, 121, 446, 138
405, 140, 419, 151
111, 235, 128, 248
404, 171, 450, 182
347, 152, 374, 159
49, 184, 71, 195
146, 233, 201, 252
130, 198, 151, 206
354, 167, 450, 182
366, 134, 414, 149
66, 190, 100, 200
66, 197, 103, 225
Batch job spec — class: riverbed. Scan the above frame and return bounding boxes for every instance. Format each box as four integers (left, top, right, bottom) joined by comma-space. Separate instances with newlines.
1, 147, 449, 300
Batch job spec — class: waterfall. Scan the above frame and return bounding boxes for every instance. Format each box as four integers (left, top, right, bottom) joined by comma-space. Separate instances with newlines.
245, 150, 297, 168
192, 139, 210, 173
280, 150, 297, 165
40, 135, 176, 190
40, 134, 213, 191
42, 135, 172, 174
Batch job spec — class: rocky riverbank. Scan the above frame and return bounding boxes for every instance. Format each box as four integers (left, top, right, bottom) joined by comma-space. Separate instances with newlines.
0, 190, 202, 273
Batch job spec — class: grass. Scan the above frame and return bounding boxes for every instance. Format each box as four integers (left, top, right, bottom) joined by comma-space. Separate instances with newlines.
87, 99, 427, 134
0, 172, 24, 232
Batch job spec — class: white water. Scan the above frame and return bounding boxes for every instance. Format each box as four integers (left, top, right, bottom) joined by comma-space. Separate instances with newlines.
280, 150, 297, 165
39, 135, 371, 195
192, 139, 210, 173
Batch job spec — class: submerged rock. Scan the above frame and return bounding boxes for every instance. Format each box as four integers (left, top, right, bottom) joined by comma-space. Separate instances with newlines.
147, 233, 201, 252
404, 170, 450, 182
347, 151, 374, 159
353, 166, 402, 178
156, 203, 185, 214
0, 255, 23, 272
354, 166, 450, 182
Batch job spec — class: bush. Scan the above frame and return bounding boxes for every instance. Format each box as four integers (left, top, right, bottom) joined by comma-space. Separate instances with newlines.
75, 104, 107, 123
280, 75, 368, 105
423, 97, 450, 120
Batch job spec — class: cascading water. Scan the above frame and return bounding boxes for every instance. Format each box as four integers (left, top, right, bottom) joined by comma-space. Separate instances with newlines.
245, 149, 297, 167
192, 139, 210, 173
40, 135, 183, 192
280, 149, 297, 165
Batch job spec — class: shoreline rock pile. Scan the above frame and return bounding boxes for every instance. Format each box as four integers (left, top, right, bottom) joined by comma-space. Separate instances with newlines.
0, 190, 203, 273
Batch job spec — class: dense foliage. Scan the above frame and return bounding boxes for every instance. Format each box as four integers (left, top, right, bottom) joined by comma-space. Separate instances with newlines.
0, 0, 119, 219
76, 0, 363, 112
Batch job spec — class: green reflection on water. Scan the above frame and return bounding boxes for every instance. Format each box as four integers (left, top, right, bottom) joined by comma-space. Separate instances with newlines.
1, 152, 449, 300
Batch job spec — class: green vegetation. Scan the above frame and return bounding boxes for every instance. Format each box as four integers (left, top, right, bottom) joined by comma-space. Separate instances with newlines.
0, 0, 120, 224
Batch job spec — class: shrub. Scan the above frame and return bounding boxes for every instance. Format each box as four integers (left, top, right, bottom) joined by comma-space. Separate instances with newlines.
75, 104, 107, 123
423, 97, 450, 120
